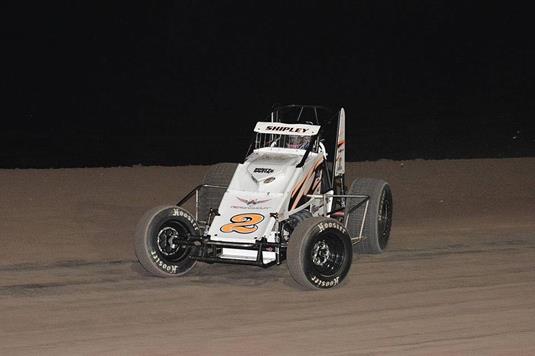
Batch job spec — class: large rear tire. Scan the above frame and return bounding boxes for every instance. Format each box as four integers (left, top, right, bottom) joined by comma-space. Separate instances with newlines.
198, 163, 238, 224
135, 206, 199, 277
287, 217, 353, 290
345, 178, 393, 254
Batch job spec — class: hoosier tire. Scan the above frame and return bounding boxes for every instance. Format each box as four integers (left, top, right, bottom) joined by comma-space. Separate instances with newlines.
287, 217, 353, 290
198, 163, 238, 224
345, 178, 393, 254
135, 206, 200, 277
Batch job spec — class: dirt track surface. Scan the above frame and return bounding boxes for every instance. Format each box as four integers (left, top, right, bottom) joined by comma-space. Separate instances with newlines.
1, 158, 534, 355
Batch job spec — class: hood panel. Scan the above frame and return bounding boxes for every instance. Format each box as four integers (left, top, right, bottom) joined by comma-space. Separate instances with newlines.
228, 150, 305, 195
246, 152, 300, 182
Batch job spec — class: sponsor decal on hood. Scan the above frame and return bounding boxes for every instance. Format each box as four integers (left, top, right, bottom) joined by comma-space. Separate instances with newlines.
236, 197, 271, 206
230, 197, 272, 210
253, 168, 274, 174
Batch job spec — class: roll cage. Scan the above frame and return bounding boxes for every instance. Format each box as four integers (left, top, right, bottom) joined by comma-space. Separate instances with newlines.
245, 104, 339, 172
269, 104, 338, 126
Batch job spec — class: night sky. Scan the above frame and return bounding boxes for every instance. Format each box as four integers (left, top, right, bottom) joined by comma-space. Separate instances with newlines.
4, 1, 534, 168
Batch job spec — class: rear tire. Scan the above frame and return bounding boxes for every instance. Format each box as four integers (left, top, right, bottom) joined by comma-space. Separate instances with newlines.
345, 178, 393, 254
198, 163, 238, 224
135, 206, 199, 277
287, 217, 353, 290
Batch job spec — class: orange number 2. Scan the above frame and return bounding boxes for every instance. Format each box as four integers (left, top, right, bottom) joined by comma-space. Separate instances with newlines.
220, 213, 264, 234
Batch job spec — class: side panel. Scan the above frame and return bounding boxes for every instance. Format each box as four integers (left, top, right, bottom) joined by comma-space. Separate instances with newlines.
288, 154, 324, 211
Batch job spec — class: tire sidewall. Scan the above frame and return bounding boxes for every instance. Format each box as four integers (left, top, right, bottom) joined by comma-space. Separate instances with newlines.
366, 181, 386, 252
374, 183, 392, 251
347, 178, 393, 254
136, 206, 199, 276
295, 219, 353, 289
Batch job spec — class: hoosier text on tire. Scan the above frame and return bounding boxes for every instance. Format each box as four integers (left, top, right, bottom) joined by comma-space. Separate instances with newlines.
135, 206, 199, 277
287, 217, 353, 290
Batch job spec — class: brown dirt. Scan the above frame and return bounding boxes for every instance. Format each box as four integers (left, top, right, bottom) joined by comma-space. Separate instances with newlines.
1, 158, 534, 354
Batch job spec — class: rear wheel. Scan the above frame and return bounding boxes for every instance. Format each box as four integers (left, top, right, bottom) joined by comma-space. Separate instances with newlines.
198, 163, 238, 224
345, 178, 393, 254
287, 217, 353, 290
135, 206, 199, 277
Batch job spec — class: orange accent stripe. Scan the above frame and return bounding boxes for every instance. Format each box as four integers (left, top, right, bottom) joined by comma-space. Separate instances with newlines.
311, 178, 321, 192
290, 158, 324, 209
292, 167, 312, 196
291, 177, 306, 197
291, 158, 323, 197
291, 173, 315, 210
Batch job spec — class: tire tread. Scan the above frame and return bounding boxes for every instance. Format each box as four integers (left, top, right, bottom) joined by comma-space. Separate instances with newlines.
346, 178, 392, 254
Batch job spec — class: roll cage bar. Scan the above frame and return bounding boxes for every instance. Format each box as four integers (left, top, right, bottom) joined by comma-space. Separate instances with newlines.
269, 104, 338, 127
246, 104, 338, 152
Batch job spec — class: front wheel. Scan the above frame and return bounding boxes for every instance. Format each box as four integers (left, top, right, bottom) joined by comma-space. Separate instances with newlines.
135, 206, 199, 277
287, 217, 353, 290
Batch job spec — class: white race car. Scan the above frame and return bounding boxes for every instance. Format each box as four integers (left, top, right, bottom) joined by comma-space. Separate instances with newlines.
135, 105, 393, 289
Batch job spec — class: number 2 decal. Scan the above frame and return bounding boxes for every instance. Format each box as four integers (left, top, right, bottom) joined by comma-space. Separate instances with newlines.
220, 213, 264, 234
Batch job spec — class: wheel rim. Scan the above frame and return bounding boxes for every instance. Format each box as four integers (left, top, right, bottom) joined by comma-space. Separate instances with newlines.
377, 187, 393, 249
154, 220, 191, 263
310, 233, 346, 277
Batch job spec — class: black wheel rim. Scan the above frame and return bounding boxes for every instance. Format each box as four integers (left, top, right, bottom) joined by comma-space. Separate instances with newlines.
153, 220, 191, 263
309, 232, 346, 277
378, 187, 393, 249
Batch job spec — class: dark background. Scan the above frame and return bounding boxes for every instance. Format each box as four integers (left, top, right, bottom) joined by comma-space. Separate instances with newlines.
3, 1, 534, 168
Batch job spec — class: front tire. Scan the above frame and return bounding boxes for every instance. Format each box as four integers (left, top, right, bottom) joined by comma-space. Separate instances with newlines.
135, 206, 199, 277
287, 217, 353, 290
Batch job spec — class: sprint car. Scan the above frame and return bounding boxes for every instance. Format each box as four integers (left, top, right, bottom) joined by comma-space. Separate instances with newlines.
135, 105, 393, 289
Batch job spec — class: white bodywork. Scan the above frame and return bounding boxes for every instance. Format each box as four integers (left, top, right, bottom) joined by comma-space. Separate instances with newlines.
206, 111, 346, 264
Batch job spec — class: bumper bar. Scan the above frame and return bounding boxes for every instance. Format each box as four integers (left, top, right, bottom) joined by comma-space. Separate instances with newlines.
185, 235, 283, 268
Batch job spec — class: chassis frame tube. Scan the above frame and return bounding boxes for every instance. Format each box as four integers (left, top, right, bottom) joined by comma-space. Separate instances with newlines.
306, 193, 370, 243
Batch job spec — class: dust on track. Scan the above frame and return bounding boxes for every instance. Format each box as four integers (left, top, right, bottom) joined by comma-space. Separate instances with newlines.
1, 159, 534, 354
2, 225, 535, 355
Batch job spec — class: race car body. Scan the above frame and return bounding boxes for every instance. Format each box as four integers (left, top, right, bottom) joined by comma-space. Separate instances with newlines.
135, 105, 393, 289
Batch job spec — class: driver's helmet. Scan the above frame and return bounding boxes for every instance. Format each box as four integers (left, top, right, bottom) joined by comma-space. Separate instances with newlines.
287, 135, 311, 149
